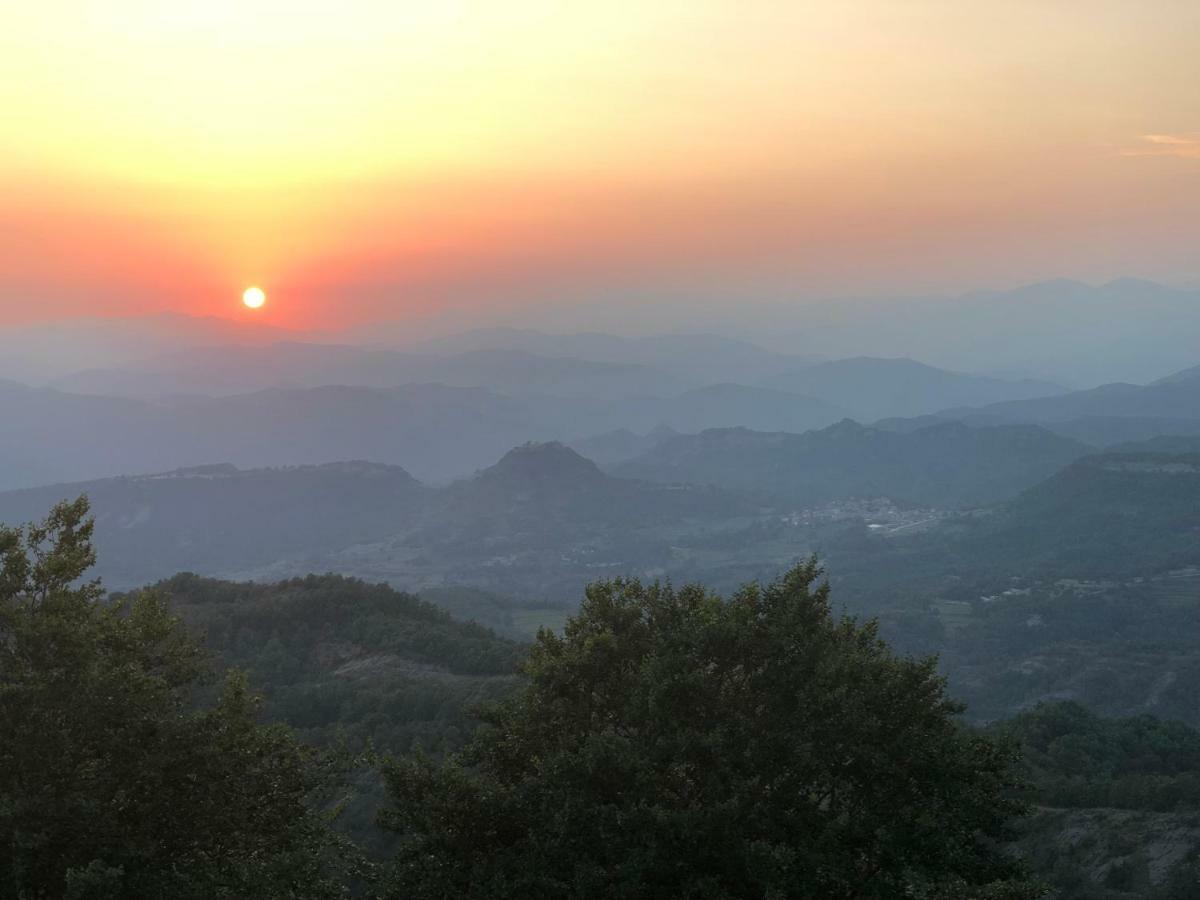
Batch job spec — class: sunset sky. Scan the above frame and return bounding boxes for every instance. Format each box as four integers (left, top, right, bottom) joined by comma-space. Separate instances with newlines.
2, 1, 1198, 330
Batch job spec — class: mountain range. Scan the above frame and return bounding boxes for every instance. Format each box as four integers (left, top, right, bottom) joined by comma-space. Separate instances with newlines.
0, 443, 749, 589
774, 278, 1200, 386
0, 376, 860, 489
869, 360, 1200, 447
761, 357, 1063, 421
0, 418, 1138, 594
941, 370, 1200, 426
50, 344, 690, 401
8, 278, 1199, 390
0, 312, 320, 383
614, 419, 1090, 508
2, 330, 1128, 491
42, 335, 1066, 423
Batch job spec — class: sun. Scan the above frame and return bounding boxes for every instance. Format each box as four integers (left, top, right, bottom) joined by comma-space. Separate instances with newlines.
242, 286, 266, 309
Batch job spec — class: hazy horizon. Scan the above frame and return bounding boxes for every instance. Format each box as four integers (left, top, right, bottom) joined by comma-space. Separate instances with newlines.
3, 274, 1198, 388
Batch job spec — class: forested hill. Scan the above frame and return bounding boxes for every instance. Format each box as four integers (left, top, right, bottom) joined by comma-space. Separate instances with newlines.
963, 452, 1200, 577
142, 573, 522, 753
615, 418, 1089, 508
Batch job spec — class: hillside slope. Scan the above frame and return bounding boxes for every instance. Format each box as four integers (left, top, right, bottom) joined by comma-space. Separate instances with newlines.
149, 573, 522, 753
966, 452, 1200, 577
616, 419, 1089, 508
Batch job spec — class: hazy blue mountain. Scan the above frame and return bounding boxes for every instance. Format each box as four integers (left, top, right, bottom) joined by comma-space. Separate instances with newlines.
0, 379, 172, 489
869, 360, 1200, 446
11, 280, 1199, 394
169, 384, 562, 484
436, 442, 746, 529
0, 462, 429, 587
761, 357, 1063, 421
1038, 416, 1200, 448
0, 312, 320, 383
615, 419, 1089, 508
408, 328, 822, 385
638, 383, 846, 434
0, 380, 555, 489
0, 376, 851, 490
779, 279, 1200, 386
1153, 362, 1200, 386
1111, 434, 1200, 454
52, 343, 685, 400
0, 443, 751, 590
937, 368, 1200, 426
568, 425, 680, 466
875, 410, 1200, 449
358, 279, 1200, 386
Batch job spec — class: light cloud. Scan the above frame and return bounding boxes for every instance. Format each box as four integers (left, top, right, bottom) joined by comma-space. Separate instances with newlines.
1122, 134, 1200, 159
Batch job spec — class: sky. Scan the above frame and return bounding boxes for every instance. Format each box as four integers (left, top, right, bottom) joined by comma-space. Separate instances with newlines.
2, 1, 1198, 330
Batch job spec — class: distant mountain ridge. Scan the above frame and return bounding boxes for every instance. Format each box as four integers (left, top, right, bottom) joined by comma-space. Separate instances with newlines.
471, 441, 607, 488
0, 444, 751, 589
0, 461, 428, 587
0, 312, 322, 383
364, 279, 1200, 385
865, 358, 1200, 447
1152, 363, 1200, 386
0, 378, 847, 490
761, 357, 1064, 421
615, 419, 1090, 508
940, 380, 1198, 423
435, 442, 745, 533
9, 278, 1200, 390
405, 328, 822, 386
51, 343, 688, 400
779, 278, 1200, 385
568, 426, 679, 466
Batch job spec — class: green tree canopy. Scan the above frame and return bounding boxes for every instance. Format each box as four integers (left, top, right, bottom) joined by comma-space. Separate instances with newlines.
380, 561, 1040, 899
0, 498, 355, 899
997, 701, 1200, 812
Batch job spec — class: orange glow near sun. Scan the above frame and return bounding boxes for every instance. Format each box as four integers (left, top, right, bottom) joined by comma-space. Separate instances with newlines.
2, 3, 1199, 327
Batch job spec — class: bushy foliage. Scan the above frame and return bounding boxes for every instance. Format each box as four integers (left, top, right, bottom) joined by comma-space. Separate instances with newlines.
379, 561, 1041, 899
998, 702, 1200, 811
0, 498, 356, 899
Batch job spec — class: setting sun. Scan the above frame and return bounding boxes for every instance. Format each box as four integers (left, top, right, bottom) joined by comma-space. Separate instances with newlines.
242, 286, 266, 310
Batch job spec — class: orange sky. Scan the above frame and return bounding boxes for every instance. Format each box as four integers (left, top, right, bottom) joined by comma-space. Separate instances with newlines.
2, 1, 1198, 329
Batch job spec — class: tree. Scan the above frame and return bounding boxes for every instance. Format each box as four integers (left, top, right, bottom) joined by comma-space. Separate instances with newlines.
0, 498, 357, 899
379, 561, 1042, 899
